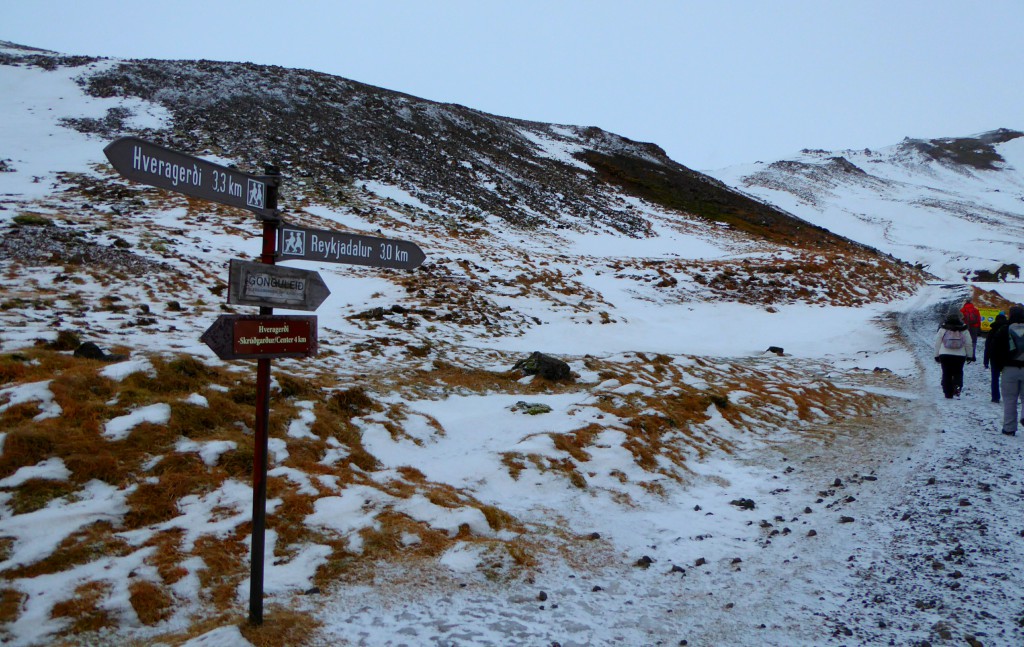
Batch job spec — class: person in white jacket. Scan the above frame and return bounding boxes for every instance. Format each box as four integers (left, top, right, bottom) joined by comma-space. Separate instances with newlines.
934, 311, 975, 398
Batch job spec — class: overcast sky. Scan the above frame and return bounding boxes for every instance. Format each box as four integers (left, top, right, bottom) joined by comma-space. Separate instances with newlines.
6, 1, 1024, 169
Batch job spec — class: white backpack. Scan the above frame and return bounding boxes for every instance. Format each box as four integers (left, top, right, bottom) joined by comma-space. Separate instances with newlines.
941, 329, 965, 350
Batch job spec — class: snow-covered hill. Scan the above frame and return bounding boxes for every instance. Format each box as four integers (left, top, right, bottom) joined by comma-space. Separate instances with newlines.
710, 129, 1024, 282
1, 40, 1023, 646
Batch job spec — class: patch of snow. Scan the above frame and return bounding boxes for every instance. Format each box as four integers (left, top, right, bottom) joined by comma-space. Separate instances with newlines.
103, 403, 171, 440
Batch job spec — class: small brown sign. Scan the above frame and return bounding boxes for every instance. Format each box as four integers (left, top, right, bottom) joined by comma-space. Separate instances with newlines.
200, 315, 318, 360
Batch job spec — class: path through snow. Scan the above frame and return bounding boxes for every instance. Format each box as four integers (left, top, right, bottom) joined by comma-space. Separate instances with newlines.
291, 294, 1024, 646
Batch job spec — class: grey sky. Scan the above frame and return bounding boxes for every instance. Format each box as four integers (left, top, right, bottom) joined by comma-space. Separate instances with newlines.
6, 1, 1024, 169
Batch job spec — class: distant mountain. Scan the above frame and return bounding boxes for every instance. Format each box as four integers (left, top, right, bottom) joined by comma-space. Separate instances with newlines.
3, 43, 897, 251
710, 129, 1024, 282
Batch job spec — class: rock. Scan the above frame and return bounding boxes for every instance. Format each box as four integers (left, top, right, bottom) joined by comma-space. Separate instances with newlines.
730, 498, 756, 510
512, 351, 572, 381
635, 555, 654, 568
511, 401, 553, 415
73, 341, 107, 360
537, 591, 548, 601
74, 341, 128, 362
670, 564, 686, 574
587, 532, 601, 540
694, 557, 707, 567
807, 529, 817, 537
839, 516, 855, 524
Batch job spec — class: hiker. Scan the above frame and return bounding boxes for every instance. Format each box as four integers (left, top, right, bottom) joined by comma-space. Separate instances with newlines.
988, 304, 1024, 436
983, 311, 1007, 403
960, 297, 982, 356
934, 311, 974, 399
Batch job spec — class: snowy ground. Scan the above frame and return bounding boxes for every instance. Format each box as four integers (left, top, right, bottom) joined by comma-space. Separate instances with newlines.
219, 285, 1019, 647
2, 45, 1023, 646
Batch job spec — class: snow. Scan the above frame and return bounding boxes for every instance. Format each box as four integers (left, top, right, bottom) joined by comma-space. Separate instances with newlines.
99, 358, 155, 382
175, 438, 237, 466
0, 57, 170, 203
0, 49, 1023, 646
0, 457, 70, 487
102, 403, 171, 440
0, 380, 62, 420
0, 480, 130, 571
184, 393, 209, 407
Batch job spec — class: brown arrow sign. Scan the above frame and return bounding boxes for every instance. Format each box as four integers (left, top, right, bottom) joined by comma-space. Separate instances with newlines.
104, 137, 280, 219
200, 315, 318, 361
227, 259, 331, 311
277, 223, 425, 270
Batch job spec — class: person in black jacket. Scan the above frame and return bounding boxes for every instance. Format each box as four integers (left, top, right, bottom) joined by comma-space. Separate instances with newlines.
988, 304, 1024, 435
983, 311, 1008, 403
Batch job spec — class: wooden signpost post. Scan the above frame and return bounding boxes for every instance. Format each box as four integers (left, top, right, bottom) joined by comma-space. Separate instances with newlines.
106, 137, 425, 626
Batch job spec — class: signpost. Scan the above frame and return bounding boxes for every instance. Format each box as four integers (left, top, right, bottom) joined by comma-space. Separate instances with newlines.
228, 259, 330, 311
103, 137, 281, 220
200, 314, 318, 360
105, 136, 426, 627
278, 223, 425, 270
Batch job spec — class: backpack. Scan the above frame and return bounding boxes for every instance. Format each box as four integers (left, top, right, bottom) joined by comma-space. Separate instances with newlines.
961, 306, 981, 328
1008, 326, 1024, 360
941, 329, 964, 350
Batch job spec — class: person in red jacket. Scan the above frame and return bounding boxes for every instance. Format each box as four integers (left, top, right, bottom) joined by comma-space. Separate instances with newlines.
960, 297, 982, 356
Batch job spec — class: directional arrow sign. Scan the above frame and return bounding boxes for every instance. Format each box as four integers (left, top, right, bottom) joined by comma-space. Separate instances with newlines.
104, 137, 280, 219
200, 315, 318, 360
227, 259, 331, 311
277, 223, 425, 270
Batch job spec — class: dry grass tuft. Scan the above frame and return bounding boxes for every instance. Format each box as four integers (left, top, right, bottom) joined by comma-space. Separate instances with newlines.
328, 386, 379, 417
0, 588, 25, 624
0, 355, 30, 385
144, 530, 189, 585
238, 607, 322, 647
128, 579, 174, 626
357, 512, 454, 561
51, 581, 114, 635
125, 453, 217, 528
6, 478, 78, 515
194, 532, 250, 612
0, 430, 56, 479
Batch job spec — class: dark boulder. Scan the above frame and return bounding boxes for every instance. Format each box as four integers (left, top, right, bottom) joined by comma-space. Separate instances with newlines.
74, 341, 128, 362
512, 352, 572, 381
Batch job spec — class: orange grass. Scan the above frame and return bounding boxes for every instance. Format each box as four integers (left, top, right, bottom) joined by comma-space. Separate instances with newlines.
128, 579, 174, 626
50, 581, 114, 635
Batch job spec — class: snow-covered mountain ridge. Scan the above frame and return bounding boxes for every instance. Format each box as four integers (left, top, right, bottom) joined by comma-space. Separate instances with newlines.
2, 40, 1024, 646
710, 128, 1024, 282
